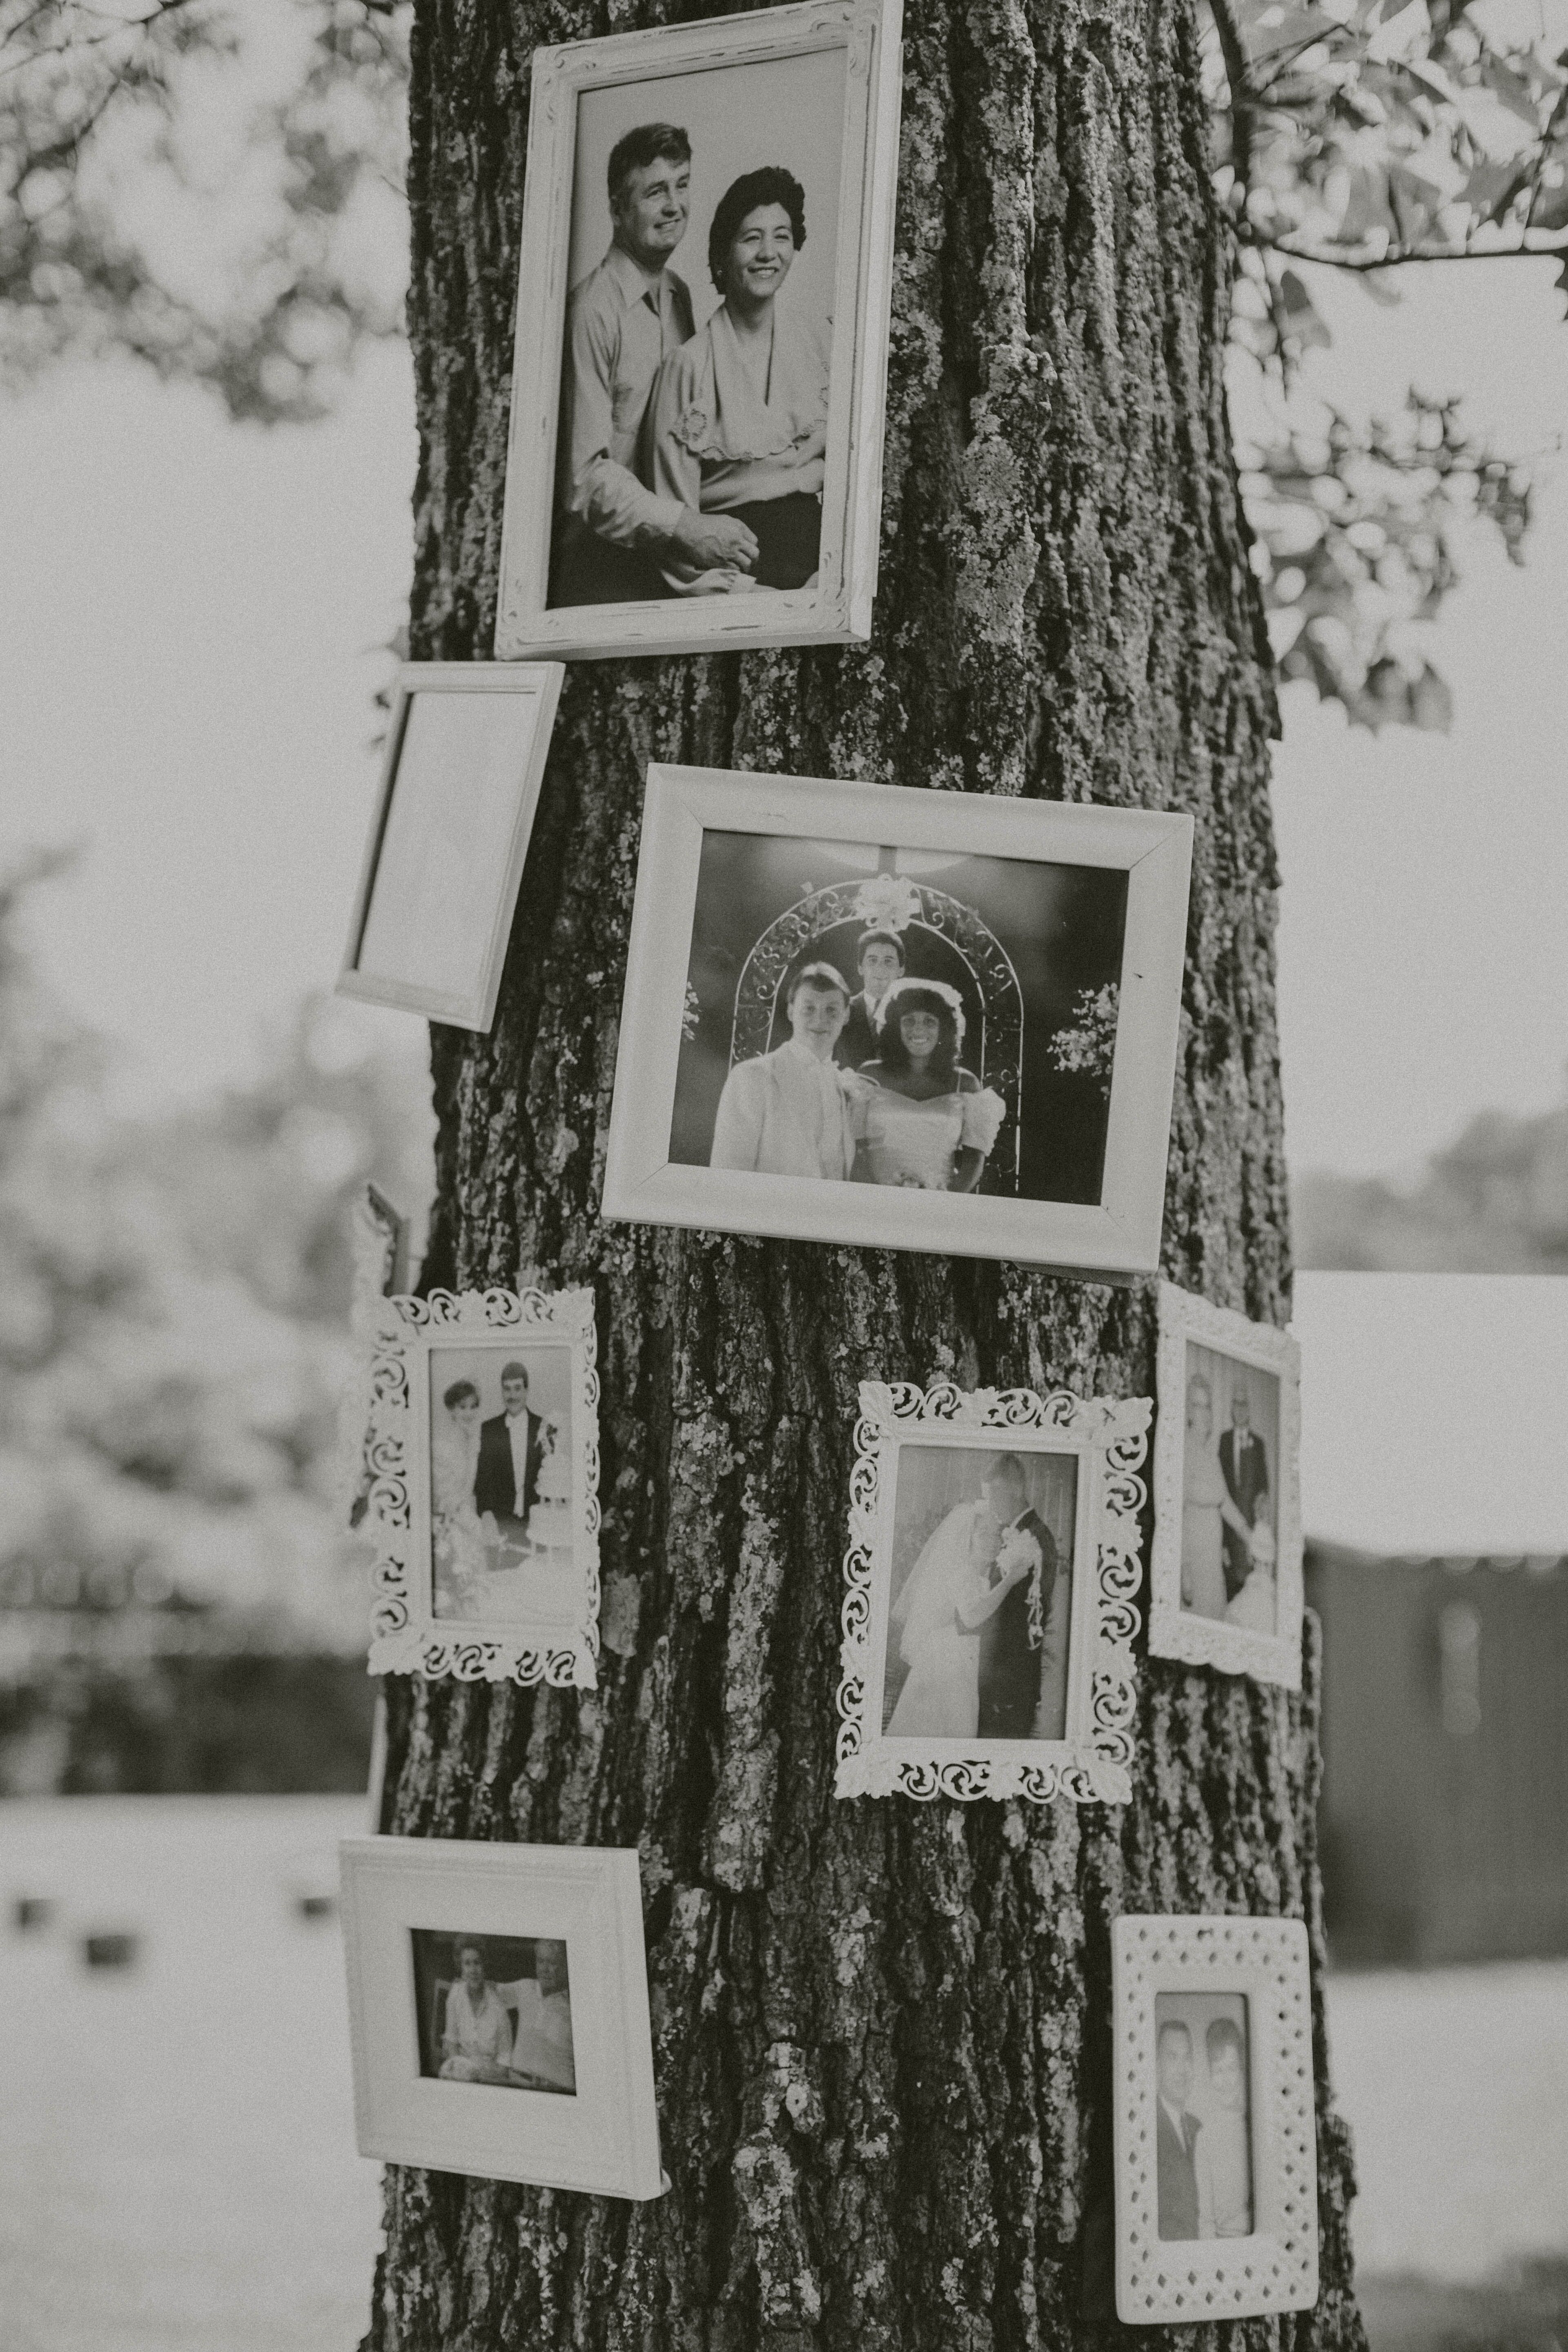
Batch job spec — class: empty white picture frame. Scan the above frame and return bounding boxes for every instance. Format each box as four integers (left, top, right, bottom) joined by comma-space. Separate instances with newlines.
339, 1836, 664, 2199
338, 661, 565, 1031
1111, 1913, 1319, 2323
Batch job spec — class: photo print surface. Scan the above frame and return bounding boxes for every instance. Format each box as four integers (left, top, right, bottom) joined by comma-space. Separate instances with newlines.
1178, 1341, 1281, 1636
552, 49, 847, 612
410, 1929, 576, 2095
880, 1443, 1080, 1744
670, 831, 1130, 1204
427, 1343, 577, 1625
1152, 1991, 1255, 2243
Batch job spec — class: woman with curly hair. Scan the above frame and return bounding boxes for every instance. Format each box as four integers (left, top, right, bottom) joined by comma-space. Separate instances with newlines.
644, 165, 829, 594
851, 979, 1007, 1191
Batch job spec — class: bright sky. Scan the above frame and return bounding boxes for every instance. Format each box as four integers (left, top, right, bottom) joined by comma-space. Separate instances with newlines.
0, 264, 1564, 1178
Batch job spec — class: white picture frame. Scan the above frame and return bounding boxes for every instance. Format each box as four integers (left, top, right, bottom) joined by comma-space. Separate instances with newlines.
834, 1381, 1149, 1804
601, 764, 1193, 1274
363, 1286, 601, 1687
1148, 1283, 1303, 1690
1111, 1913, 1319, 2323
339, 1836, 664, 2200
337, 662, 565, 1032
495, 0, 902, 661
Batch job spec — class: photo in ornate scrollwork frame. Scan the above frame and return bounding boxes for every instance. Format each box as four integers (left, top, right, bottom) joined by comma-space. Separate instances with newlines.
833, 1382, 1149, 1804
1147, 1283, 1303, 1691
602, 765, 1193, 1275
361, 1286, 601, 1687
1111, 1913, 1319, 2323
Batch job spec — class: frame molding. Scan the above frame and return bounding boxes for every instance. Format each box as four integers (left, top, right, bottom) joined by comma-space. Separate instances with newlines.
834, 1380, 1149, 1804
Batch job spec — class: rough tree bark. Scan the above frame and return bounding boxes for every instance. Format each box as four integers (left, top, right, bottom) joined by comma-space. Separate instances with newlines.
368, 0, 1367, 2345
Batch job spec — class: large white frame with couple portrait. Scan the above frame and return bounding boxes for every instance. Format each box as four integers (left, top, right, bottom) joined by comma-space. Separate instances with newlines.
835, 1381, 1149, 1804
362, 1285, 601, 1687
601, 766, 1193, 1273
339, 1837, 664, 2199
336, 663, 565, 1033
1111, 1913, 1319, 2323
495, 0, 902, 660
1148, 1283, 1303, 1690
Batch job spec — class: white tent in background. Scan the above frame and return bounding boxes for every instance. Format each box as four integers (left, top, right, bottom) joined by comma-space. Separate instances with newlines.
1291, 1273, 1568, 1558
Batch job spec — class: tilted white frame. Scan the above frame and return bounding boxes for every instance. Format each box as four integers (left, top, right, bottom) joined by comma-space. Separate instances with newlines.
336, 662, 566, 1034
601, 765, 1193, 1273
339, 1837, 664, 2200
834, 1382, 1149, 1804
1148, 1282, 1304, 1690
494, 0, 903, 661
363, 1286, 601, 1687
1111, 1913, 1319, 2323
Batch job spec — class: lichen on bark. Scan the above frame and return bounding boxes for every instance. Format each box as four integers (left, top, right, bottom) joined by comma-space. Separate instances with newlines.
365, 0, 1365, 2343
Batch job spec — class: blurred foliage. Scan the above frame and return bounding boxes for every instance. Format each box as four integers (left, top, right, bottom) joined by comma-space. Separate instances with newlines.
0, 856, 433, 1646
1294, 1080, 1568, 1267
0, 0, 1562, 728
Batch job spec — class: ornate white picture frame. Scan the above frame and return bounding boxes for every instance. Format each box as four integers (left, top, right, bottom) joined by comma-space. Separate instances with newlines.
363, 1287, 601, 1686
1149, 1283, 1303, 1690
336, 662, 565, 1033
339, 1837, 664, 2200
1111, 1913, 1319, 2323
602, 765, 1193, 1276
834, 1381, 1149, 1804
495, 0, 902, 661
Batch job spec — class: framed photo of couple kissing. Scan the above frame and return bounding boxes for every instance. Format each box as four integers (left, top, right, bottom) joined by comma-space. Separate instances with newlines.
601, 765, 1193, 1274
362, 1285, 601, 1687
496, 0, 903, 660
834, 1381, 1150, 1805
1148, 1283, 1303, 1689
1111, 1913, 1319, 2323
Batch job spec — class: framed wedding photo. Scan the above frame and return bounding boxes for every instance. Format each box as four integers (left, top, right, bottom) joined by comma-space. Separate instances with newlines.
339, 1837, 663, 2199
834, 1381, 1149, 1804
363, 1286, 601, 1687
336, 662, 566, 1033
1111, 1913, 1319, 2323
1148, 1283, 1303, 1689
601, 765, 1193, 1273
494, 0, 903, 661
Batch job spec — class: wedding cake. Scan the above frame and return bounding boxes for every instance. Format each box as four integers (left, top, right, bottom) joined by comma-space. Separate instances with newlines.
528, 1433, 574, 1557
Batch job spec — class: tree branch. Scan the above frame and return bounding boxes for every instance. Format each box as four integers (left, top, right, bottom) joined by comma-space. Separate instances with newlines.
1244, 231, 1568, 271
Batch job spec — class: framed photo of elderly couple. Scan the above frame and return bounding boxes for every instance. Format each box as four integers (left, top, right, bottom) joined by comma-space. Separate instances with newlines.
496, 0, 903, 660
362, 1285, 601, 1687
601, 766, 1193, 1275
1148, 1284, 1303, 1689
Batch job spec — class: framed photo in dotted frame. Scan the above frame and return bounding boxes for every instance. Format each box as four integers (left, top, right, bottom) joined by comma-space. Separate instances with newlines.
1111, 1913, 1319, 2324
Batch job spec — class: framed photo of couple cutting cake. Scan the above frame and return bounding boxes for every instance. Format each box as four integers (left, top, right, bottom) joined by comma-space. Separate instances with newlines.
363, 1286, 601, 1686
495, 0, 902, 661
1147, 1283, 1303, 1688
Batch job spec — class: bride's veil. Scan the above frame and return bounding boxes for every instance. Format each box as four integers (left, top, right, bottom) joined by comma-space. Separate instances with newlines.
889, 1503, 976, 1665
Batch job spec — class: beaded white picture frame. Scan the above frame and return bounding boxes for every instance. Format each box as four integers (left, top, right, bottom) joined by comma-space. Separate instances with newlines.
1111, 1913, 1319, 2323
1148, 1282, 1303, 1690
363, 1286, 601, 1686
834, 1381, 1149, 1804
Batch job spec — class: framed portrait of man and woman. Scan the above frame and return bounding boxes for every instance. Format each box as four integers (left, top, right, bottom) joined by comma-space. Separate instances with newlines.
496, 0, 903, 659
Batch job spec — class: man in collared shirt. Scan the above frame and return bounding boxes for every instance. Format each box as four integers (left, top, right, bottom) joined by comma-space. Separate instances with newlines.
475, 1362, 544, 1546
552, 123, 761, 606
710, 962, 861, 1180
1155, 2018, 1203, 2241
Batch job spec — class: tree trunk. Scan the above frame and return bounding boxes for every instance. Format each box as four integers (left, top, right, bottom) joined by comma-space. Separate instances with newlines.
368, 0, 1365, 2345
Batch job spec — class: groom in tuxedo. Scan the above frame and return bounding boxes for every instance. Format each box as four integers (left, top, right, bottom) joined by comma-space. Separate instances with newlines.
475, 1362, 546, 1546
970, 1454, 1062, 1740
1155, 2018, 1203, 2241
1218, 1381, 1270, 1601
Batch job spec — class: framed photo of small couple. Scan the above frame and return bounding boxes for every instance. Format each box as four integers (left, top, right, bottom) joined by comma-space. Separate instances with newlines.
495, 0, 902, 660
1148, 1284, 1303, 1688
363, 1286, 601, 1686
1111, 1913, 1319, 2321
339, 1837, 663, 2199
601, 766, 1192, 1273
834, 1381, 1149, 1804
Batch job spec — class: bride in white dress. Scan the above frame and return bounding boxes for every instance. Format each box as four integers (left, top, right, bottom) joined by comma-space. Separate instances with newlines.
886, 1495, 1014, 1737
430, 1380, 492, 1618
851, 980, 1007, 1191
